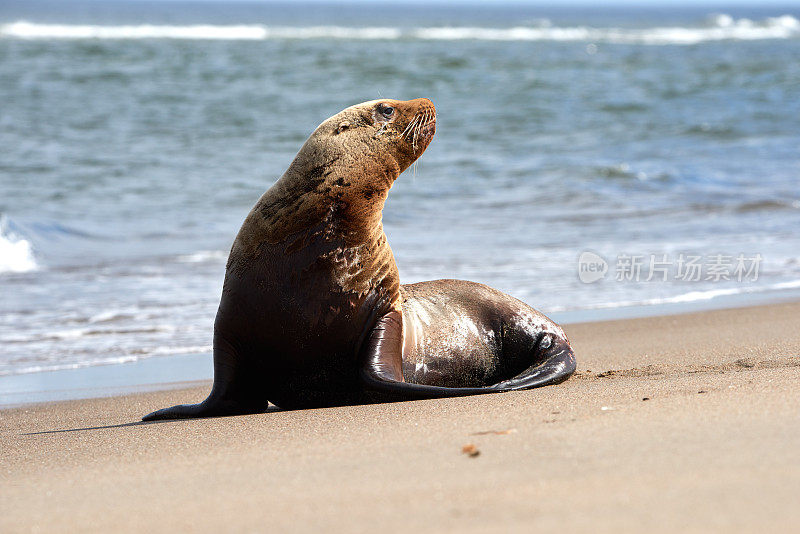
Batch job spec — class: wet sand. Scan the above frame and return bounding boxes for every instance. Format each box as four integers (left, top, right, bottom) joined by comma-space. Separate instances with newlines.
2, 301, 799, 533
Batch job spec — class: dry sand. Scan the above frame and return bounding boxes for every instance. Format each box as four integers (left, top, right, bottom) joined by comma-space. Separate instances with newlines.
2, 301, 799, 533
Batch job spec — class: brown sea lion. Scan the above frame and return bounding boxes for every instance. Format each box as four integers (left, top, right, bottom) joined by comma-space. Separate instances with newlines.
143, 98, 575, 420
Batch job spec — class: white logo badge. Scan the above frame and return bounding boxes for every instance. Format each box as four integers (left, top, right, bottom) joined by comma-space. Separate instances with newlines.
578, 251, 608, 283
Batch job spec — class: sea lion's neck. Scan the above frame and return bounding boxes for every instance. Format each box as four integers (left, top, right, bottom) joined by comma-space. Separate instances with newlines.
262, 154, 398, 241
271, 158, 401, 303
231, 161, 398, 266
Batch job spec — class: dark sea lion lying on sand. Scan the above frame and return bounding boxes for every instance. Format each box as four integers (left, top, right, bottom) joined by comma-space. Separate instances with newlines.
144, 98, 575, 420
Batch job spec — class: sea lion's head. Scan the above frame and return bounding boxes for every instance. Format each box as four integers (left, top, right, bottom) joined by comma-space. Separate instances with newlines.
260, 99, 437, 243
306, 98, 437, 177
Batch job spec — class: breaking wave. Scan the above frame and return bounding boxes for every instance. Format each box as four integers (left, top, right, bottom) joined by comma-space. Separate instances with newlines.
1, 14, 798, 44
0, 217, 38, 274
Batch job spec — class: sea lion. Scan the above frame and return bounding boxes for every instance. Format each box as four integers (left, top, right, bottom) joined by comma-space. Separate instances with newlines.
143, 98, 575, 420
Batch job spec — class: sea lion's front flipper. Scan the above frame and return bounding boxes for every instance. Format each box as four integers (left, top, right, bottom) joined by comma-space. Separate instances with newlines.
141, 397, 267, 421
142, 334, 268, 421
359, 311, 498, 399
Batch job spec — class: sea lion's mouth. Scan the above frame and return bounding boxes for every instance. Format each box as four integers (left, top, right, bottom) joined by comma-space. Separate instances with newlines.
420, 119, 436, 139
402, 107, 437, 152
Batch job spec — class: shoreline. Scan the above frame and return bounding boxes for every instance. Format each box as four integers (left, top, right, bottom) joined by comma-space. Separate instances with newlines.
3, 293, 800, 408
3, 297, 799, 532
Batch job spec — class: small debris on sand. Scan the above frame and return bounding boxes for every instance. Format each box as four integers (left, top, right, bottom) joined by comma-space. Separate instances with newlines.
470, 428, 517, 436
461, 444, 480, 457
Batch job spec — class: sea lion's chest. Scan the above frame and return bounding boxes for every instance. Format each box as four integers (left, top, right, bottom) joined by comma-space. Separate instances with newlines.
219, 226, 398, 358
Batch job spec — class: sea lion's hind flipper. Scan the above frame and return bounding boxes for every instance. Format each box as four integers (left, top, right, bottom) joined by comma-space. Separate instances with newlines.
359, 311, 498, 399
360, 313, 576, 399
492, 335, 576, 390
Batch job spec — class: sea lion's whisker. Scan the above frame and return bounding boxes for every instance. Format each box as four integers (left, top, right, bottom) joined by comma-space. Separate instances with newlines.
415, 113, 424, 134
404, 106, 436, 152
413, 112, 426, 150
426, 108, 435, 127
406, 115, 418, 147
403, 115, 420, 139
404, 122, 417, 143
405, 112, 423, 135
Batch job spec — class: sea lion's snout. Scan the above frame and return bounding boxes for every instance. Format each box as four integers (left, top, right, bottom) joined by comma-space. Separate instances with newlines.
398, 98, 436, 154
414, 98, 436, 140
420, 111, 436, 139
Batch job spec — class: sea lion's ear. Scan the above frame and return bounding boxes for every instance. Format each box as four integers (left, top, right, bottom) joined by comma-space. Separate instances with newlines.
336, 121, 351, 134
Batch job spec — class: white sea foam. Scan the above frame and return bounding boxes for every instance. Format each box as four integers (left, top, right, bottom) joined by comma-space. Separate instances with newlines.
176, 250, 228, 263
414, 15, 800, 44
2, 356, 140, 376
548, 278, 800, 312
1, 15, 798, 44
772, 279, 800, 290
0, 345, 212, 376
0, 219, 37, 274
88, 309, 137, 323
0, 324, 178, 343
0, 22, 401, 41
146, 344, 212, 356
0, 22, 271, 40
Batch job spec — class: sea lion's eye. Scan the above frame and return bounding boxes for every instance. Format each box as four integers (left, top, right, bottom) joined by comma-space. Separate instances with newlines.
377, 104, 395, 119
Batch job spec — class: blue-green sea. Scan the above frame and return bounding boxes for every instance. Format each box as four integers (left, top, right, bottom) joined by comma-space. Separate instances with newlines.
1, 1, 799, 388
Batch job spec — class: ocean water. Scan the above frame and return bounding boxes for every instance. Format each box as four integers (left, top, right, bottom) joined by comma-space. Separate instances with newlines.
1, 1, 800, 381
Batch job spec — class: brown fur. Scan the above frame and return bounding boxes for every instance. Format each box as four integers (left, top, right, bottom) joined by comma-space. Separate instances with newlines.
228, 98, 435, 306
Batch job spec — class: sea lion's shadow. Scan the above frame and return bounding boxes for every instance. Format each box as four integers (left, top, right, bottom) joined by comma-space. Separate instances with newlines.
23, 405, 283, 435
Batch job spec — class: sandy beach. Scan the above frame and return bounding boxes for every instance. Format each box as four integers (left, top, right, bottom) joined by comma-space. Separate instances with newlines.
3, 3, 800, 533
2, 300, 799, 533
